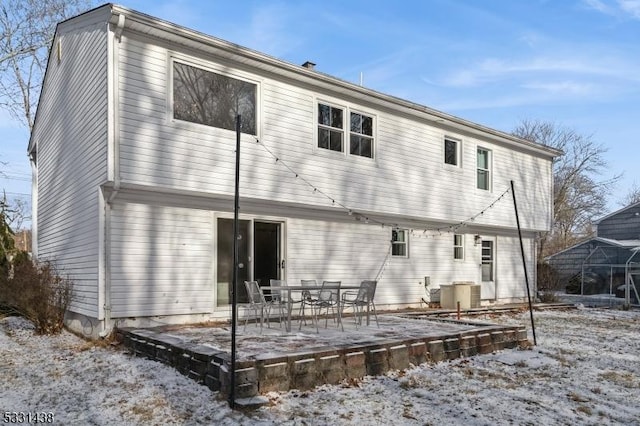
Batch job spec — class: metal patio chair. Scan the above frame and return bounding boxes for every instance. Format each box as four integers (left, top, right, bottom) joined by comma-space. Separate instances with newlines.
243, 280, 269, 332
298, 279, 319, 329
268, 279, 290, 327
341, 280, 379, 328
312, 280, 341, 332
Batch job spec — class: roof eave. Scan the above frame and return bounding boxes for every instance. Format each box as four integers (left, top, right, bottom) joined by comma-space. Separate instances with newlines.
110, 4, 562, 159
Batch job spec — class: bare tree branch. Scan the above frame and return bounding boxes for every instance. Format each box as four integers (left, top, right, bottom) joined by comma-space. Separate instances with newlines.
0, 0, 93, 130
513, 119, 621, 258
619, 181, 640, 207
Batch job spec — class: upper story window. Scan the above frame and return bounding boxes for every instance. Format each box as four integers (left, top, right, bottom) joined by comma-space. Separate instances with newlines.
173, 61, 257, 135
318, 102, 375, 159
453, 234, 464, 260
477, 147, 491, 190
350, 112, 374, 158
391, 229, 408, 257
318, 103, 344, 152
444, 137, 459, 166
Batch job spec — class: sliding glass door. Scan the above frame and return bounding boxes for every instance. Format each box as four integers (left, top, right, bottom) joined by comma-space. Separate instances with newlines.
216, 218, 283, 307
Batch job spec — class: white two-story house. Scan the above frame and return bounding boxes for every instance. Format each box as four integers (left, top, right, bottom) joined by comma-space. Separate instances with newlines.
28, 4, 560, 337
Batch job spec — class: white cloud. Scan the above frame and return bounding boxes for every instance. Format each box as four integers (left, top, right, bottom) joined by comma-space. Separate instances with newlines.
617, 0, 640, 18
429, 90, 557, 114
582, 0, 640, 19
520, 80, 596, 95
582, 0, 616, 14
440, 55, 638, 89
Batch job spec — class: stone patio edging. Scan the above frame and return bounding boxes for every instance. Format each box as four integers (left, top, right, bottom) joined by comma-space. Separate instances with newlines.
116, 319, 528, 399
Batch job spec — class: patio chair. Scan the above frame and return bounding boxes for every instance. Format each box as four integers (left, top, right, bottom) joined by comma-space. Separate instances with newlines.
341, 280, 379, 328
243, 280, 269, 332
312, 281, 341, 331
268, 279, 289, 327
298, 279, 319, 329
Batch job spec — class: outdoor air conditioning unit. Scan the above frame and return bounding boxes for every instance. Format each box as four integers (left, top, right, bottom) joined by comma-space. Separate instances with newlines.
440, 282, 481, 310
429, 288, 441, 303
469, 284, 481, 308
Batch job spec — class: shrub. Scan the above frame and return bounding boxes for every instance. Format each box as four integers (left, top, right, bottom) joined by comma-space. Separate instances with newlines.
536, 263, 561, 303
0, 255, 73, 334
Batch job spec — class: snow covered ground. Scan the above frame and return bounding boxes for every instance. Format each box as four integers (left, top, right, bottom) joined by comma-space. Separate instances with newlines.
2, 307, 639, 425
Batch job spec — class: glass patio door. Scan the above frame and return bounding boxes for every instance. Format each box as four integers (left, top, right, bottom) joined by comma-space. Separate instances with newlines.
216, 218, 250, 306
215, 218, 283, 307
253, 221, 282, 290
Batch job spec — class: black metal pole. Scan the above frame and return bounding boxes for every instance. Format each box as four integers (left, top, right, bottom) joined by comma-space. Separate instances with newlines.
229, 115, 241, 408
511, 180, 537, 345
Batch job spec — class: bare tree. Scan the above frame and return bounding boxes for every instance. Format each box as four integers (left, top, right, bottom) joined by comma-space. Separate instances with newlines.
512, 119, 620, 259
0, 192, 17, 280
0, 0, 92, 130
619, 181, 640, 207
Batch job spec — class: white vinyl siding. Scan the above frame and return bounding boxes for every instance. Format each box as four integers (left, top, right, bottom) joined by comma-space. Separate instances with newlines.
32, 21, 109, 317
117, 32, 552, 232
496, 235, 535, 300
109, 203, 213, 317
285, 219, 490, 306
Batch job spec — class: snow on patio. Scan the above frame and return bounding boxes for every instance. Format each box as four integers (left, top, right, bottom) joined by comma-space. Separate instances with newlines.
148, 314, 498, 360
1, 307, 640, 425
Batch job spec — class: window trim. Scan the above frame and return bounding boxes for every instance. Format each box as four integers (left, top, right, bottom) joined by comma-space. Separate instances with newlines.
168, 55, 261, 136
315, 98, 376, 160
444, 136, 461, 167
453, 234, 464, 260
391, 228, 409, 258
476, 147, 492, 191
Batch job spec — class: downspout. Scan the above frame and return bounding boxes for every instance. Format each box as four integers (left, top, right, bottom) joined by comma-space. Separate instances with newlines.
100, 182, 119, 338
99, 12, 125, 338
29, 153, 38, 259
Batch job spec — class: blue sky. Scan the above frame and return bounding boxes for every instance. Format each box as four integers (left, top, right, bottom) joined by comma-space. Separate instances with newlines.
2, 0, 640, 227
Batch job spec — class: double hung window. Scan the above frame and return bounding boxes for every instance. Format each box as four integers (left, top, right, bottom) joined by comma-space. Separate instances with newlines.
477, 148, 491, 190
350, 112, 374, 158
318, 103, 374, 158
391, 229, 408, 257
318, 104, 344, 152
453, 234, 464, 260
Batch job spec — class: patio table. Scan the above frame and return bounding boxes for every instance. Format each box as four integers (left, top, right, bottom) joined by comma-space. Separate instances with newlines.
262, 285, 360, 332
